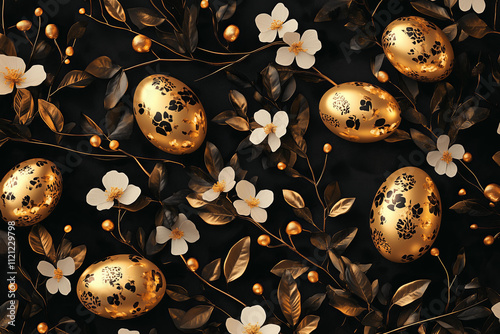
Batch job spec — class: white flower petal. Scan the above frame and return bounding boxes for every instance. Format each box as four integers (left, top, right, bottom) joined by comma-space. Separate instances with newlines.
86, 188, 108, 206
0, 81, 13, 95
224, 180, 236, 192
219, 166, 235, 183
256, 190, 274, 208
37, 261, 55, 277
492, 302, 500, 319
254, 109, 272, 126
296, 52, 316, 69
102, 170, 129, 191
251, 207, 268, 223
118, 330, 140, 334
273, 111, 289, 136
267, 133, 281, 152
301, 30, 322, 54
472, 0, 485, 13
250, 128, 268, 145
459, 0, 473, 11
278, 19, 298, 38
260, 324, 281, 334
45, 277, 59, 294
435, 160, 447, 175
255, 13, 273, 32
426, 150, 442, 167
446, 162, 458, 177
236, 180, 256, 199
276, 46, 295, 66
233, 199, 251, 216
283, 31, 300, 45
118, 184, 141, 205
448, 144, 465, 159
57, 257, 75, 276
226, 318, 244, 334
156, 226, 172, 244
203, 188, 220, 202
241, 305, 266, 327
0, 55, 26, 72
178, 219, 200, 243
436, 135, 450, 152
58, 276, 72, 295
171, 238, 188, 255
17, 65, 46, 88
96, 201, 114, 211
177, 213, 189, 224
271, 2, 289, 22
259, 29, 278, 43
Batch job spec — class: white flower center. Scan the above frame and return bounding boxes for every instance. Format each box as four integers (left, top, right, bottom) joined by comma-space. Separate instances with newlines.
270, 20, 283, 30
264, 123, 277, 134
289, 41, 307, 55
54, 268, 63, 282
243, 323, 262, 334
441, 151, 452, 164
212, 180, 226, 193
170, 227, 184, 240
245, 197, 260, 208
106, 187, 124, 201
3, 67, 25, 89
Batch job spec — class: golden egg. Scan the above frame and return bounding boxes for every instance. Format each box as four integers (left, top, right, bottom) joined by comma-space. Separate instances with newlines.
370, 167, 441, 263
223, 25, 240, 42
484, 183, 500, 203
382, 16, 454, 82
132, 34, 152, 53
16, 20, 32, 32
77, 254, 166, 319
0, 159, 62, 227
319, 82, 401, 143
133, 74, 207, 155
45, 24, 59, 39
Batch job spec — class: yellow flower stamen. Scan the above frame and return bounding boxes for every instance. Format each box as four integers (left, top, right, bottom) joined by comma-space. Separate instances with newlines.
54, 268, 63, 282
441, 151, 453, 164
289, 41, 307, 55
106, 187, 124, 201
263, 123, 277, 134
270, 20, 283, 30
245, 197, 260, 208
170, 228, 184, 240
212, 180, 226, 193
243, 323, 262, 334
3, 67, 25, 89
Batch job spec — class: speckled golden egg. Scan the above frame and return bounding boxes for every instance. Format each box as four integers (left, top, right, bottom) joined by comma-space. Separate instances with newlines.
370, 167, 441, 263
77, 254, 166, 319
0, 159, 62, 227
319, 82, 401, 143
382, 16, 454, 82
133, 75, 207, 154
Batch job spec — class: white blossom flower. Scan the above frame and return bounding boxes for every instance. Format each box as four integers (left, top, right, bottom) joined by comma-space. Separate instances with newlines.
156, 213, 200, 255
118, 329, 140, 334
202, 166, 236, 202
492, 302, 500, 322
226, 305, 280, 334
426, 135, 465, 178
233, 180, 273, 223
249, 110, 289, 152
255, 3, 298, 43
459, 0, 485, 13
276, 30, 322, 69
0, 55, 46, 95
37, 257, 75, 295
86, 170, 141, 211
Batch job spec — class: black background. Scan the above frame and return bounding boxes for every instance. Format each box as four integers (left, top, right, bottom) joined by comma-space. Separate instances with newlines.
1, 0, 500, 333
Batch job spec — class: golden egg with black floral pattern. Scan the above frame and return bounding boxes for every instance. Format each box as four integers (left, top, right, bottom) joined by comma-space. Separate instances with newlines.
133, 74, 207, 154
370, 167, 441, 263
382, 16, 454, 82
319, 82, 401, 143
0, 159, 62, 227
76, 254, 166, 319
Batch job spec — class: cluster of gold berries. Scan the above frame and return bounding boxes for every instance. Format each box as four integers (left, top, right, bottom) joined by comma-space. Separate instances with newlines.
89, 135, 120, 151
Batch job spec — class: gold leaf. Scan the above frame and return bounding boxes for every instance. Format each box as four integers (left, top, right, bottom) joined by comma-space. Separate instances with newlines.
69, 245, 87, 270
204, 142, 223, 179
283, 189, 305, 209
168, 308, 186, 328
28, 225, 56, 263
166, 285, 190, 302
13, 89, 34, 125
327, 286, 366, 317
278, 270, 301, 326
186, 192, 208, 208
224, 236, 251, 283
493, 151, 500, 167
199, 203, 235, 225
179, 305, 214, 329
296, 315, 320, 334
270, 260, 309, 279
202, 258, 221, 282
390, 279, 431, 307
328, 198, 355, 217
103, 0, 126, 22
38, 100, 64, 133
225, 116, 250, 131
57, 70, 93, 90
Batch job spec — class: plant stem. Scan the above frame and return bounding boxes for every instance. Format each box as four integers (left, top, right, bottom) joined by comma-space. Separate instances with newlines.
437, 255, 451, 312
306, 155, 327, 230
312, 67, 337, 86
459, 160, 484, 192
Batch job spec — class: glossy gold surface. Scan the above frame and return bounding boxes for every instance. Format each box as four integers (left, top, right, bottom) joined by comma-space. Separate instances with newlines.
370, 167, 441, 263
77, 254, 166, 319
319, 82, 401, 143
133, 74, 207, 155
0, 158, 62, 226
382, 16, 454, 82
484, 183, 500, 202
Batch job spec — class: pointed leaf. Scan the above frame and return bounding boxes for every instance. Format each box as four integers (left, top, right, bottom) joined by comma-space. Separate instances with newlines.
204, 142, 223, 180
329, 198, 355, 217
271, 260, 309, 279
67, 21, 87, 44
104, 71, 128, 109
296, 315, 320, 334
103, 0, 126, 22
202, 258, 221, 281
38, 100, 64, 133
390, 279, 431, 307
85, 56, 121, 79
29, 225, 56, 263
179, 305, 214, 329
261, 65, 281, 101
224, 236, 251, 283
410, 1, 451, 20
148, 163, 167, 199
452, 247, 465, 276
128, 7, 165, 29
278, 270, 301, 326
57, 70, 94, 90
331, 227, 358, 253
69, 245, 86, 270
345, 262, 372, 303
283, 189, 305, 209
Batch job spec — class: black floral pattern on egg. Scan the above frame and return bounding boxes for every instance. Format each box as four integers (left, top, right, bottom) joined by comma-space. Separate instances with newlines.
152, 111, 173, 136
428, 192, 440, 216
394, 173, 416, 191
152, 76, 175, 95
168, 100, 184, 112
346, 115, 360, 130
178, 87, 199, 105
396, 217, 416, 239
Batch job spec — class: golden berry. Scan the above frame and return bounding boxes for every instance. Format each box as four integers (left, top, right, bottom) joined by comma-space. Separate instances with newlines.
458, 189, 466, 196
286, 221, 302, 235
45, 24, 59, 39
79, 8, 86, 15
186, 258, 199, 271
307, 271, 319, 283
223, 25, 240, 42
484, 235, 494, 246
65, 46, 74, 57
35, 8, 43, 16
64, 59, 70, 64
89, 135, 101, 148
200, 0, 209, 8
257, 234, 271, 246
462, 152, 472, 163
132, 34, 152, 53
101, 219, 114, 232
37, 323, 48, 334
8, 283, 17, 292
16, 20, 32, 32
376, 71, 389, 83
470, 224, 478, 230
252, 283, 263, 295
109, 140, 119, 150
64, 225, 72, 233
277, 162, 286, 170
430, 248, 440, 256
323, 143, 332, 153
